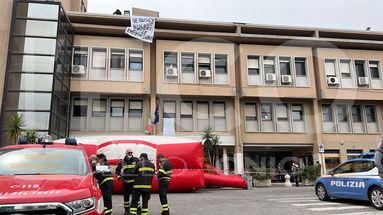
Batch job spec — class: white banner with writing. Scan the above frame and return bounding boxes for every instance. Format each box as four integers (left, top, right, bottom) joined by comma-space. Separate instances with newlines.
163, 118, 175, 136
125, 16, 156, 43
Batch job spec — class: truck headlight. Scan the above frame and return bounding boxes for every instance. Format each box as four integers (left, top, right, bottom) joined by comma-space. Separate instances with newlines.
66, 197, 95, 214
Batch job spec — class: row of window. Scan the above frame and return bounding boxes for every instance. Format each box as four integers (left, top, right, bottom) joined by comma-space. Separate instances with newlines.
163, 52, 229, 84
244, 102, 306, 133
71, 97, 144, 131
73, 47, 144, 82
246, 55, 309, 87
321, 104, 379, 134
163, 100, 227, 131
324, 58, 383, 89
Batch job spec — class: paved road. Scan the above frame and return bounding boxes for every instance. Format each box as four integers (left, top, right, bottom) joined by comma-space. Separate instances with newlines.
111, 186, 383, 215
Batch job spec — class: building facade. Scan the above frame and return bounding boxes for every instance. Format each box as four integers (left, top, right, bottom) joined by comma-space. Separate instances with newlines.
1, 0, 383, 176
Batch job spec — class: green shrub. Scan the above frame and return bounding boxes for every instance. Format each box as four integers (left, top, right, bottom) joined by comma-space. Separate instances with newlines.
251, 168, 273, 180
301, 165, 321, 181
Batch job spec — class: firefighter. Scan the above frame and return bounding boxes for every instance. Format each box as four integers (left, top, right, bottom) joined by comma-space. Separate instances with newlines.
157, 153, 172, 215
94, 153, 114, 215
130, 153, 155, 215
116, 148, 140, 215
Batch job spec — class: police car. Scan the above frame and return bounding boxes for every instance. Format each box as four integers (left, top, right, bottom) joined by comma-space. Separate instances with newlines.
315, 155, 383, 210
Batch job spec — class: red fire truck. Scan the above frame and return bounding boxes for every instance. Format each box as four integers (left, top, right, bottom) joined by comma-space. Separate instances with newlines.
0, 143, 104, 215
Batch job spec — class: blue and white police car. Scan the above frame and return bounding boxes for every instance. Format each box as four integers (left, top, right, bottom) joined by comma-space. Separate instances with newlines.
315, 154, 383, 210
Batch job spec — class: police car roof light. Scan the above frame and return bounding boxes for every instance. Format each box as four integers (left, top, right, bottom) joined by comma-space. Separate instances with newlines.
65, 138, 77, 146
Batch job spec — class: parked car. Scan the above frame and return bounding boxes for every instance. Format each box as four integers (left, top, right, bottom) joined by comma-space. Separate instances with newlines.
315, 158, 383, 210
0, 143, 104, 215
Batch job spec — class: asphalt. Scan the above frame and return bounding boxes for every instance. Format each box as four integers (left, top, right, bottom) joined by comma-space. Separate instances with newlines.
111, 186, 383, 215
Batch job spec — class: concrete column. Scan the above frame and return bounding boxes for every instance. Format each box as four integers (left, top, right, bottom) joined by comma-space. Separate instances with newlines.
223, 147, 229, 175
215, 154, 222, 171
233, 43, 244, 175
235, 149, 244, 175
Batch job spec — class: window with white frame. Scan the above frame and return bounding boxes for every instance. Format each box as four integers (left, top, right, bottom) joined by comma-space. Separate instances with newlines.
325, 59, 338, 87
180, 101, 193, 131
339, 59, 353, 88
164, 52, 179, 83
294, 58, 308, 87
261, 103, 274, 132
247, 55, 261, 85
90, 48, 107, 80
244, 102, 258, 132
110, 99, 125, 131
109, 49, 125, 81
163, 100, 176, 131
73, 98, 88, 117
73, 47, 88, 79
292, 104, 305, 132
110, 99, 124, 117
365, 105, 379, 133
325, 59, 337, 77
351, 105, 364, 133
128, 99, 143, 131
128, 50, 143, 82
164, 52, 178, 83
181, 53, 195, 83
322, 104, 335, 133
198, 54, 212, 84
280, 57, 292, 86
197, 101, 209, 130
276, 103, 289, 132
355, 60, 366, 77
213, 101, 226, 131
336, 104, 350, 133
214, 54, 228, 84
71, 98, 88, 130
263, 56, 276, 86
92, 98, 106, 117
369, 61, 383, 89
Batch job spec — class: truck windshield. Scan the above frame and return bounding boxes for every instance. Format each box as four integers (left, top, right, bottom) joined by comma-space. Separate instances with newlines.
0, 148, 89, 176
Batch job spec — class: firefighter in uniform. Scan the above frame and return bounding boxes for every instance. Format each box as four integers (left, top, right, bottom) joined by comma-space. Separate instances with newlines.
94, 153, 114, 215
157, 153, 172, 215
130, 153, 155, 215
116, 148, 140, 215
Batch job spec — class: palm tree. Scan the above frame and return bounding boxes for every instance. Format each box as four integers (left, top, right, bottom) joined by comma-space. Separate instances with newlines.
202, 126, 220, 167
25, 129, 38, 144
6, 113, 25, 145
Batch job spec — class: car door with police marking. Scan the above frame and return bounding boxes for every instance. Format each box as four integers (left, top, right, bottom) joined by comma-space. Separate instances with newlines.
327, 161, 354, 198
340, 160, 375, 200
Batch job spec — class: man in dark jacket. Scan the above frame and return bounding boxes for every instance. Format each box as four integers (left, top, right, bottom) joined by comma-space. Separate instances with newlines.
130, 153, 155, 215
116, 148, 140, 215
94, 154, 114, 215
157, 153, 172, 215
374, 140, 383, 185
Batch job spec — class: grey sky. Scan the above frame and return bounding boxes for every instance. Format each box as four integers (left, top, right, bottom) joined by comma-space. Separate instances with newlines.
88, 0, 383, 32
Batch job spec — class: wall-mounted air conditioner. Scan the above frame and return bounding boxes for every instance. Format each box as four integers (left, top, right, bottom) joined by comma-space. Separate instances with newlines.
199, 69, 211, 78
358, 77, 369, 86
265, 73, 276, 82
281, 75, 292, 84
327, 76, 339, 86
72, 65, 85, 75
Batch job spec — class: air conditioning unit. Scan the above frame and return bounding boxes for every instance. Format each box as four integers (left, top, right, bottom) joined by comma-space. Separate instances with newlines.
265, 73, 276, 82
72, 65, 85, 75
358, 77, 369, 86
281, 75, 292, 84
165, 66, 178, 77
327, 76, 339, 86
199, 69, 211, 78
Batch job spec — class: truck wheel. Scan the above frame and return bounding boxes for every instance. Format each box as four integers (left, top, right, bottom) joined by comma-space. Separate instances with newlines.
369, 187, 383, 210
316, 183, 330, 201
